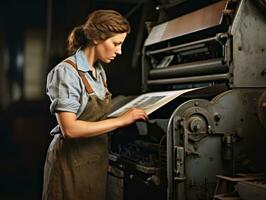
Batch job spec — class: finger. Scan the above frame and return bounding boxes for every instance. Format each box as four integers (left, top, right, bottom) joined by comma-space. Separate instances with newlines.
138, 116, 146, 121
140, 114, 148, 121
144, 114, 149, 121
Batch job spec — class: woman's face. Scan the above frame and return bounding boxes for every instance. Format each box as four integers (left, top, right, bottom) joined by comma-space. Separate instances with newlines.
95, 32, 127, 63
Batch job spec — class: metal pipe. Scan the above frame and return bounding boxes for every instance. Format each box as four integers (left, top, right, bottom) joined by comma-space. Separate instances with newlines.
146, 36, 217, 55
149, 58, 228, 78
147, 73, 229, 85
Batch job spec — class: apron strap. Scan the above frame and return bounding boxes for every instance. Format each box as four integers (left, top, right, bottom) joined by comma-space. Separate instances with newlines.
64, 59, 94, 94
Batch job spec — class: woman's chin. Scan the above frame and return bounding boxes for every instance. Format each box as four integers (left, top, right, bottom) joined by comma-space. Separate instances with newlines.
104, 59, 112, 63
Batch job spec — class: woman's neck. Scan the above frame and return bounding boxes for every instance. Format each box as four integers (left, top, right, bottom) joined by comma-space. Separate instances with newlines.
83, 47, 97, 78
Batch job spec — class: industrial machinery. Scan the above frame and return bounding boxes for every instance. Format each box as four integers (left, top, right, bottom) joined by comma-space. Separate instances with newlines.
107, 0, 266, 199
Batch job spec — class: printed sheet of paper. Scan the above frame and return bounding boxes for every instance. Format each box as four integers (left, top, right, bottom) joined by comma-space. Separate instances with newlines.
108, 87, 201, 118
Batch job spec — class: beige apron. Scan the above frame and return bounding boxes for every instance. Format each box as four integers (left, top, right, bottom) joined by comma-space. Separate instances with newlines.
42, 60, 111, 200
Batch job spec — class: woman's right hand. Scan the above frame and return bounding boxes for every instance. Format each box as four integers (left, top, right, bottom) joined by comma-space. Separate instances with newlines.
117, 108, 148, 127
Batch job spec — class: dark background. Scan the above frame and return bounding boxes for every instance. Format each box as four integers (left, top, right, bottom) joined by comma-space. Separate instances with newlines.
0, 0, 157, 199
0, 0, 219, 199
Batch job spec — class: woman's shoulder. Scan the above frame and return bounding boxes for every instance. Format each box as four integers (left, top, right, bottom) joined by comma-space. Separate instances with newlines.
51, 56, 78, 74
57, 55, 76, 69
47, 56, 80, 81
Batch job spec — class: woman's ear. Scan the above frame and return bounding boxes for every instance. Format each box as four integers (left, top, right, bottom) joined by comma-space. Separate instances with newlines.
92, 39, 98, 45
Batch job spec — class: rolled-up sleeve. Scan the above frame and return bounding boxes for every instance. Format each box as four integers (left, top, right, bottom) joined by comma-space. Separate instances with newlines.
46, 63, 82, 115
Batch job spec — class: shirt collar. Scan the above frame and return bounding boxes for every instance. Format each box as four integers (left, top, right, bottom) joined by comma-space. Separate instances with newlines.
74, 49, 103, 77
75, 49, 92, 72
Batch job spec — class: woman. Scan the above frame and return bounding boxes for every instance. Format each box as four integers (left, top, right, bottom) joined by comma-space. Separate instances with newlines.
42, 9, 147, 200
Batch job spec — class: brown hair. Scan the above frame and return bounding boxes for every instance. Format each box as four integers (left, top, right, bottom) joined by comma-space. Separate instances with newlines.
67, 9, 131, 55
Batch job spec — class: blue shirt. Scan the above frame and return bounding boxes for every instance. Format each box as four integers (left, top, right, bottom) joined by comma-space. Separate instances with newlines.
46, 49, 108, 134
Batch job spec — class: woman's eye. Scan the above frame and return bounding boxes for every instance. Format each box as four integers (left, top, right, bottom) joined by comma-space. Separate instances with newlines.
114, 42, 121, 46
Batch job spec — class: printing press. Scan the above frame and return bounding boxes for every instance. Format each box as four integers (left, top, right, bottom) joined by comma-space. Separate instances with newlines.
107, 0, 266, 199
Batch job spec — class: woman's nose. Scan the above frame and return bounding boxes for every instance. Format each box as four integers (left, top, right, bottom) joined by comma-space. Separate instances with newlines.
116, 46, 122, 55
